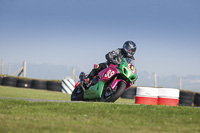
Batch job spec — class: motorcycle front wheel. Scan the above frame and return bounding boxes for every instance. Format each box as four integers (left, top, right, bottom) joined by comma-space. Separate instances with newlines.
101, 81, 126, 102
71, 84, 84, 101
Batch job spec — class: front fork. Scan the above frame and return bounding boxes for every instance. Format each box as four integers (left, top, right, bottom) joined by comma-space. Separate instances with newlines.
110, 76, 127, 90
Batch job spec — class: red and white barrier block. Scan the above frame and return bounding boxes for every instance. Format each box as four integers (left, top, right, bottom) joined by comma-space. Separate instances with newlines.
158, 88, 180, 106
135, 87, 159, 105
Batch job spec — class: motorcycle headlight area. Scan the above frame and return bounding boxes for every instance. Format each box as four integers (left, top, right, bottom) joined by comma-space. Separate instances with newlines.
128, 64, 136, 74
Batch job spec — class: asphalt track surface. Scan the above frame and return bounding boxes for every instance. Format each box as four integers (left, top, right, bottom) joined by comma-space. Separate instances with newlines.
0, 97, 138, 105
1, 97, 199, 107
0, 97, 74, 103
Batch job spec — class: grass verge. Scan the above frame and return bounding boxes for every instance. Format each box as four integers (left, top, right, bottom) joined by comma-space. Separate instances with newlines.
0, 99, 200, 133
0, 85, 70, 100
0, 85, 200, 133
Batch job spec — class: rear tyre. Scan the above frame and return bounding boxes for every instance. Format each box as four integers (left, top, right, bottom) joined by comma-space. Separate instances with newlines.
101, 81, 126, 102
71, 84, 84, 101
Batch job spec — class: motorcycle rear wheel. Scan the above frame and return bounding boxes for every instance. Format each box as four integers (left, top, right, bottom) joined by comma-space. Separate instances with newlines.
71, 85, 84, 101
101, 81, 126, 102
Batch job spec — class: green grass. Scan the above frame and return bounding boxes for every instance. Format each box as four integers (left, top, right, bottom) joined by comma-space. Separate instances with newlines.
0, 85, 70, 100
0, 85, 200, 133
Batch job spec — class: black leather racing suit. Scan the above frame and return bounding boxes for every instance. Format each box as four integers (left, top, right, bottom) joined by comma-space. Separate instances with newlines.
87, 48, 135, 80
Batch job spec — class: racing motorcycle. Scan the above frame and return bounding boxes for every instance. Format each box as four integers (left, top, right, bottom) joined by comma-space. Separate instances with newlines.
71, 58, 138, 102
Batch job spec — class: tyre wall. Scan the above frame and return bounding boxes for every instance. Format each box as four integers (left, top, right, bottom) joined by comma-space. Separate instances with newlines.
31, 80, 47, 90
2, 77, 17, 87
0, 77, 2, 85
179, 91, 194, 106
194, 93, 200, 107
47, 81, 62, 92
0, 76, 62, 92
17, 79, 32, 88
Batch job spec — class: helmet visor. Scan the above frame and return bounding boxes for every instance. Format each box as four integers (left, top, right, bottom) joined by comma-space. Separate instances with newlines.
127, 49, 135, 55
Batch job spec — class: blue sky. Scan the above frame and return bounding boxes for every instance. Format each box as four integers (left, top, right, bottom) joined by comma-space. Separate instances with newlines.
0, 0, 200, 90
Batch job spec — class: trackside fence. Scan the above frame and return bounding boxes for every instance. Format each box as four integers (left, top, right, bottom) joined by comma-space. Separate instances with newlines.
1, 59, 26, 77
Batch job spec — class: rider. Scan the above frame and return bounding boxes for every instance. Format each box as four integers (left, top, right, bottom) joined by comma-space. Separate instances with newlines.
85, 41, 137, 83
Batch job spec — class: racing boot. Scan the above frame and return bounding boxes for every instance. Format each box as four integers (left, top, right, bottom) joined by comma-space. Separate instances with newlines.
79, 72, 86, 83
79, 72, 87, 91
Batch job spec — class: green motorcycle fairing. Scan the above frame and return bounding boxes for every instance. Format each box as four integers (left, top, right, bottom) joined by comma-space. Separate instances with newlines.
84, 80, 105, 100
117, 58, 138, 83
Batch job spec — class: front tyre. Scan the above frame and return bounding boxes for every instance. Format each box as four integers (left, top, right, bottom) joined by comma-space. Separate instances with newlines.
101, 81, 126, 102
71, 85, 84, 101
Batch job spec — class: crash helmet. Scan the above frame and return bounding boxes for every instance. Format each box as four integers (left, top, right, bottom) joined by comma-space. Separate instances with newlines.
123, 41, 137, 57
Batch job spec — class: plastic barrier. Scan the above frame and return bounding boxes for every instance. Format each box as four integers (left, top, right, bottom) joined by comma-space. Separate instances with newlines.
135, 87, 159, 105
158, 98, 179, 106
61, 78, 75, 94
158, 88, 180, 106
135, 96, 158, 105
